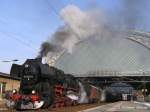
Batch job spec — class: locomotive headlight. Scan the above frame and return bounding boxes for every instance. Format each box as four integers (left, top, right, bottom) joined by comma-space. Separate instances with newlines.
12, 89, 17, 94
32, 90, 36, 94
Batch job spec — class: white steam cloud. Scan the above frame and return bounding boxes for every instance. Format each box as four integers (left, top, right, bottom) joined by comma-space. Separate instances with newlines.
60, 5, 107, 52
39, 5, 108, 57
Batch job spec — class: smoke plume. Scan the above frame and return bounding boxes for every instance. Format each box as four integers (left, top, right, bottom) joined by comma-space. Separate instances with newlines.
39, 1, 149, 58
38, 5, 107, 57
38, 42, 56, 58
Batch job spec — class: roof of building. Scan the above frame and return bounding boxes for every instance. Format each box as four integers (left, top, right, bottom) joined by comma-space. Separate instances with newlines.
0, 72, 20, 80
54, 31, 150, 76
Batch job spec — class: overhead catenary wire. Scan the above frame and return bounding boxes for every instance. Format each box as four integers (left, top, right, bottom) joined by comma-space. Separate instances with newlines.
0, 59, 19, 63
0, 30, 37, 52
46, 0, 61, 18
0, 17, 38, 47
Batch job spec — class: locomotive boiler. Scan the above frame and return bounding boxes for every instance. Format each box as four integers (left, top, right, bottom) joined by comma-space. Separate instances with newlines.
6, 58, 101, 110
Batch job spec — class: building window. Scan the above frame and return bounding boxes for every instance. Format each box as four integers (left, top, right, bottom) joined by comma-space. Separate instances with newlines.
2, 82, 6, 93
0, 82, 6, 99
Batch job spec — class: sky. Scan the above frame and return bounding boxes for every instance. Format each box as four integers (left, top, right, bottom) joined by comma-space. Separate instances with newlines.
0, 0, 150, 73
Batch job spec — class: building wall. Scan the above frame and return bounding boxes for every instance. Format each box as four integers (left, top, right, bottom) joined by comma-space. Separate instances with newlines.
0, 76, 20, 100
0, 77, 20, 91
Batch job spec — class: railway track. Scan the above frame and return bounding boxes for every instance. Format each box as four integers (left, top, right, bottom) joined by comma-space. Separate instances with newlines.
47, 103, 106, 112
0, 102, 106, 112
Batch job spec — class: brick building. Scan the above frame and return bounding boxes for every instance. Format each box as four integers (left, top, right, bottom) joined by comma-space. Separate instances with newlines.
0, 72, 20, 100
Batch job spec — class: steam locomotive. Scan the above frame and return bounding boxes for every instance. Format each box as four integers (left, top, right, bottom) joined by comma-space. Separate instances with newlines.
6, 58, 101, 110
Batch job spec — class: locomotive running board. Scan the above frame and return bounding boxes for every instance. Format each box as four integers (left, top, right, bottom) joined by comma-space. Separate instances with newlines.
32, 101, 44, 109
6, 100, 44, 110
20, 101, 44, 110
31, 101, 44, 110
67, 94, 79, 100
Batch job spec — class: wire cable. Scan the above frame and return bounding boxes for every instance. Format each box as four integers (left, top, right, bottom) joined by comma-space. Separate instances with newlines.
0, 30, 37, 51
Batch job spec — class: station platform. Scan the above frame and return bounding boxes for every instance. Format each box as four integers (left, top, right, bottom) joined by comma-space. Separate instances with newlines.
78, 101, 150, 112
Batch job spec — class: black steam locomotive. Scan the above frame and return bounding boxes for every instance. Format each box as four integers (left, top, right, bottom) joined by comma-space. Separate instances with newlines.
6, 58, 101, 110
